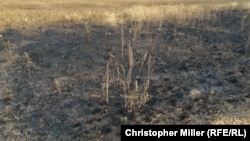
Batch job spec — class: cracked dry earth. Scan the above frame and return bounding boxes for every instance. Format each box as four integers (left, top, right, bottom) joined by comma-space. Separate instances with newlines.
0, 9, 250, 140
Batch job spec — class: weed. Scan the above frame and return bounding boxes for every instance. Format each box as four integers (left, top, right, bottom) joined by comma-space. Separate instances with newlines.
102, 34, 154, 111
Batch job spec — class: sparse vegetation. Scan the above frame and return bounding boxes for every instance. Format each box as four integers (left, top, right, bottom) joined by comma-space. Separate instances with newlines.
0, 0, 250, 140
103, 41, 153, 111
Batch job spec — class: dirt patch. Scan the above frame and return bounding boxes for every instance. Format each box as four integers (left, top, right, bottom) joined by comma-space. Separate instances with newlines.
0, 9, 250, 140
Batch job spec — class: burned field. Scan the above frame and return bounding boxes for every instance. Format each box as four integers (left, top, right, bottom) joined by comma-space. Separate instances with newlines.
0, 6, 250, 141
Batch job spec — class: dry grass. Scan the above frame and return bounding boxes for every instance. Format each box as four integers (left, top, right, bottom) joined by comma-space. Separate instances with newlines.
102, 44, 152, 112
1, 0, 250, 30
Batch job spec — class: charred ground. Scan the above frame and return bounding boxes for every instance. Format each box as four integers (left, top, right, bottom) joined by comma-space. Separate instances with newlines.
0, 9, 250, 141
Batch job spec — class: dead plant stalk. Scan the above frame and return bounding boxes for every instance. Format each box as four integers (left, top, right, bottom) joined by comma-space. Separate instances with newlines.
106, 60, 110, 104
127, 43, 134, 91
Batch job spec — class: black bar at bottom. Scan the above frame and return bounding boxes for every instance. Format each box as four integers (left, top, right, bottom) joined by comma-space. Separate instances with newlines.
121, 125, 250, 141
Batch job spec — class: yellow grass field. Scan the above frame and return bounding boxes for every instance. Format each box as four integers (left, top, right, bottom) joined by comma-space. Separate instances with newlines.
1, 0, 249, 29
